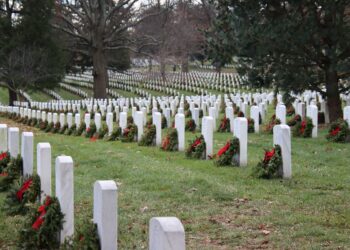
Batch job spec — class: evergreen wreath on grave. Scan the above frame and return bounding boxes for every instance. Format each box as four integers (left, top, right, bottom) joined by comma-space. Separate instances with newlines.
96, 123, 108, 139
0, 151, 11, 171
161, 128, 178, 151
185, 119, 196, 132
121, 123, 138, 142
286, 105, 295, 116
59, 123, 68, 134
265, 115, 281, 134
4, 174, 41, 215
30, 118, 38, 127
293, 117, 313, 138
39, 120, 48, 130
51, 122, 61, 134
0, 155, 23, 191
214, 137, 240, 166
18, 196, 64, 249
185, 109, 192, 118
253, 145, 283, 179
217, 116, 229, 133
108, 127, 121, 141
61, 220, 100, 249
234, 106, 240, 115
287, 114, 301, 127
22, 116, 28, 124
139, 124, 156, 146
75, 122, 86, 136
161, 115, 168, 129
66, 124, 76, 136
26, 118, 33, 126
185, 135, 206, 159
247, 118, 255, 133
237, 111, 245, 117
85, 121, 97, 138
45, 122, 54, 133
326, 119, 350, 143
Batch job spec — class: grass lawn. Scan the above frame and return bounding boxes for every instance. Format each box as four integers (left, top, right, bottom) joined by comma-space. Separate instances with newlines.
0, 87, 9, 105
54, 88, 83, 100
0, 109, 349, 249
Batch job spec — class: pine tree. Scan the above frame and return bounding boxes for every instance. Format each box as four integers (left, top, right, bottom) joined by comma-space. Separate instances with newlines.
208, 0, 350, 122
0, 0, 66, 105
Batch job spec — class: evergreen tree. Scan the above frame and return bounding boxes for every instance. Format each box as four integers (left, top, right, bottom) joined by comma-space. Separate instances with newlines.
208, 0, 350, 121
0, 0, 66, 105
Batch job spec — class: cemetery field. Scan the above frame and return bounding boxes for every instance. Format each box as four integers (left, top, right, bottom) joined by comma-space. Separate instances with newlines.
0, 117, 349, 249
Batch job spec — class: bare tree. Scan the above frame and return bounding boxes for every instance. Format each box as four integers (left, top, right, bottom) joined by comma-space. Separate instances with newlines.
54, 0, 159, 98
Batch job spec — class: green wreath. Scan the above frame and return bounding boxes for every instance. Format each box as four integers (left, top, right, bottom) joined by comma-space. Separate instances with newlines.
247, 118, 255, 133
0, 155, 23, 191
287, 114, 301, 127
121, 123, 138, 142
253, 145, 283, 179
326, 119, 350, 143
185, 135, 206, 159
161, 128, 178, 151
185, 119, 196, 132
18, 196, 64, 249
139, 124, 156, 146
85, 122, 97, 138
293, 118, 313, 138
66, 124, 77, 136
214, 137, 240, 166
75, 122, 86, 136
217, 116, 230, 133
4, 174, 41, 215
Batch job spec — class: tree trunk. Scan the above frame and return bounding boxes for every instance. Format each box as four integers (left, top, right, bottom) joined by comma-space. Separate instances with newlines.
215, 63, 222, 73
181, 57, 189, 73
160, 59, 166, 81
148, 57, 153, 72
8, 87, 17, 106
92, 47, 108, 99
325, 69, 342, 122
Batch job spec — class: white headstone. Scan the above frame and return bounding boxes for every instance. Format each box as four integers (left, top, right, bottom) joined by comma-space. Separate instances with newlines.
0, 124, 8, 152
276, 104, 286, 124
67, 113, 73, 128
37, 143, 51, 201
106, 112, 113, 135
21, 132, 33, 177
202, 117, 214, 159
153, 112, 162, 146
233, 118, 248, 167
75, 113, 81, 127
85, 113, 91, 128
135, 111, 144, 142
93, 181, 118, 250
344, 106, 350, 128
307, 105, 318, 138
119, 112, 127, 130
175, 113, 185, 151
149, 217, 185, 250
8, 127, 19, 157
95, 113, 102, 131
250, 106, 260, 133
55, 156, 74, 243
225, 107, 234, 132
273, 125, 292, 179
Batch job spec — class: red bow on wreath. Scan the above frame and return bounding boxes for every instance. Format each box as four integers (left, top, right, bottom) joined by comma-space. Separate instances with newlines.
330, 126, 341, 136
191, 138, 202, 149
32, 196, 51, 230
16, 179, 33, 201
0, 172, 8, 177
162, 136, 170, 149
0, 152, 8, 160
123, 128, 130, 136
264, 149, 275, 163
217, 141, 231, 157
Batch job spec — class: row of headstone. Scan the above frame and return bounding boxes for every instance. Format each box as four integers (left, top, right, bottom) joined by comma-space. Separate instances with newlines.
0, 124, 186, 249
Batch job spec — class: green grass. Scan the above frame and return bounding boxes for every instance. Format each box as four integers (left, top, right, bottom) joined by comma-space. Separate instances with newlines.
54, 88, 82, 100
28, 90, 52, 102
0, 87, 9, 105
0, 110, 349, 249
